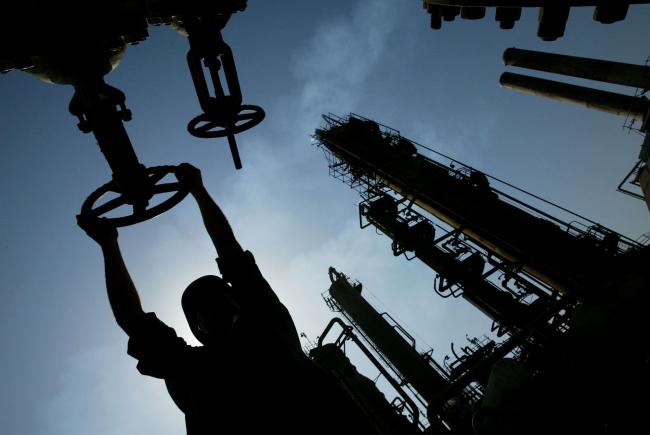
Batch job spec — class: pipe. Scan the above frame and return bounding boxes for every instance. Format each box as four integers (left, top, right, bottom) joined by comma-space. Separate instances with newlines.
504, 47, 650, 90
500, 72, 650, 121
316, 317, 421, 426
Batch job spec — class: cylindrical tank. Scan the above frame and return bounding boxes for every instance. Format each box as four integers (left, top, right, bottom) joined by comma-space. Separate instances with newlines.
503, 47, 650, 89
500, 72, 650, 121
327, 268, 447, 402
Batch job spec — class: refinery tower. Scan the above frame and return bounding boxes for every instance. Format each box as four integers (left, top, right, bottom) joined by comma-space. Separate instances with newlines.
309, 113, 649, 435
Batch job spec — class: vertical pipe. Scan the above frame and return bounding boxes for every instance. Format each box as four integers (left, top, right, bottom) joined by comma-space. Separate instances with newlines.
503, 47, 650, 89
537, 5, 570, 41
593, 3, 629, 23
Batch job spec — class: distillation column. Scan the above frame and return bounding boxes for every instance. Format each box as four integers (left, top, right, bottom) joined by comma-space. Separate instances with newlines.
327, 268, 448, 403
360, 196, 552, 334
315, 114, 639, 299
315, 114, 650, 434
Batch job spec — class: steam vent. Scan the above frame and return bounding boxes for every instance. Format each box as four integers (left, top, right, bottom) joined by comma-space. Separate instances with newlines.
500, 47, 650, 211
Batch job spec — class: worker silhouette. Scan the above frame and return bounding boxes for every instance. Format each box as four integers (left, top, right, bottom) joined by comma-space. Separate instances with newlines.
78, 163, 376, 435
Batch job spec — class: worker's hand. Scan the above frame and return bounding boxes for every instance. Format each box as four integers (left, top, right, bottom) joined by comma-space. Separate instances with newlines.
175, 163, 204, 194
77, 215, 118, 247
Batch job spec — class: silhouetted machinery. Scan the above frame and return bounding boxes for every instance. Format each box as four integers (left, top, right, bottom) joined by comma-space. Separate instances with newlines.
311, 113, 650, 434
500, 47, 650, 211
421, 1, 649, 40
0, 1, 264, 226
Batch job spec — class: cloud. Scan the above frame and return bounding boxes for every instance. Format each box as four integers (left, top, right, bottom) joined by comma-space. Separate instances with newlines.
279, 0, 406, 136
37, 344, 184, 435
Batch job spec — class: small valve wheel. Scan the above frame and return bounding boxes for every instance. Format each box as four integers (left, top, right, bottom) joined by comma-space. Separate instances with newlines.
187, 104, 265, 139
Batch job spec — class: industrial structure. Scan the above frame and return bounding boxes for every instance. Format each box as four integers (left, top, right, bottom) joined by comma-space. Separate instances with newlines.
311, 113, 650, 434
500, 47, 650, 211
421, 1, 650, 40
2, 3, 648, 434
0, 1, 264, 226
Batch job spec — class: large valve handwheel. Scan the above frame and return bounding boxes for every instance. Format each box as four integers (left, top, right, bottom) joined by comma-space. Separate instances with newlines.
80, 166, 190, 227
187, 104, 265, 138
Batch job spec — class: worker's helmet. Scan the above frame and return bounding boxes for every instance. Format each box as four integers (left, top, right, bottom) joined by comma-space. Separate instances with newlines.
182, 275, 240, 345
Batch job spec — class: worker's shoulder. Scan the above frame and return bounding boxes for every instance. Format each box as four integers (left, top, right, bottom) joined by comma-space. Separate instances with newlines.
128, 312, 185, 344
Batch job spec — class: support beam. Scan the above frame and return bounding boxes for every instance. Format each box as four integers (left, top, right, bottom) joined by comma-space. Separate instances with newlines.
640, 163, 650, 212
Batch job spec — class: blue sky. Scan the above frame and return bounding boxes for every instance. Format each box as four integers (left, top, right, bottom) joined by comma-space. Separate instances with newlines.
1, 1, 648, 434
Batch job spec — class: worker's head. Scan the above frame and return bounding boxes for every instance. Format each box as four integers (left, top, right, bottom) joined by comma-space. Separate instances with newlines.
182, 275, 240, 345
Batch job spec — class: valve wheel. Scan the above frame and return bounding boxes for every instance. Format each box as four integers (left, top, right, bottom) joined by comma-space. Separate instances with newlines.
187, 104, 265, 138
80, 165, 190, 227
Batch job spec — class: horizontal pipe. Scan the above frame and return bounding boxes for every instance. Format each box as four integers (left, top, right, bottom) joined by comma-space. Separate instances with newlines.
500, 72, 649, 120
504, 47, 650, 89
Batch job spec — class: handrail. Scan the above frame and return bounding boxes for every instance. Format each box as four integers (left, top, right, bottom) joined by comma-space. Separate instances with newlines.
317, 113, 642, 251
380, 312, 417, 348
316, 318, 421, 427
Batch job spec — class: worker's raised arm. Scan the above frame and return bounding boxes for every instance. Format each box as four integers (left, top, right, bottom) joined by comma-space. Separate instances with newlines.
175, 163, 244, 259
77, 216, 146, 336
